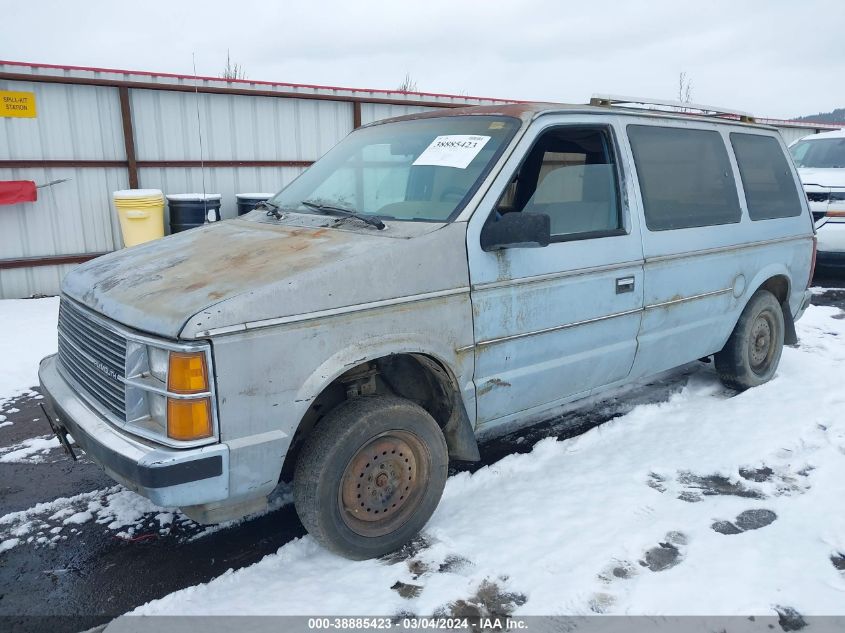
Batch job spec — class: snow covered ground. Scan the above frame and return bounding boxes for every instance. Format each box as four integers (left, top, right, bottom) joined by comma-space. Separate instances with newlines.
128, 303, 845, 619
1, 296, 844, 624
0, 297, 58, 406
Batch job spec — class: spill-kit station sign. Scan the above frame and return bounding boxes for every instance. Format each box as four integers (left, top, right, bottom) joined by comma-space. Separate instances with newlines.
1, 91, 37, 118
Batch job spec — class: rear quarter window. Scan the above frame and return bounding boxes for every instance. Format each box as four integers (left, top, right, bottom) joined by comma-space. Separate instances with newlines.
627, 125, 741, 231
730, 133, 803, 220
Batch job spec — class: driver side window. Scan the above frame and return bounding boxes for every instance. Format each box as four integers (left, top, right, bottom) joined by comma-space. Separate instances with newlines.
496, 126, 624, 241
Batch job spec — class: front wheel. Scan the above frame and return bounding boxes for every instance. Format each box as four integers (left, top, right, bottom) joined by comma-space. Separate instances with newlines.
715, 289, 785, 391
293, 395, 448, 560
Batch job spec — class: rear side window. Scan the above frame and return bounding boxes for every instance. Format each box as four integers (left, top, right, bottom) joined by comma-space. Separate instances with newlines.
730, 133, 802, 220
627, 125, 741, 231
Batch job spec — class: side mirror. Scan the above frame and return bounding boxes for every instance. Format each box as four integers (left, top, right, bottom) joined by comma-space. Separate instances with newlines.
480, 212, 551, 251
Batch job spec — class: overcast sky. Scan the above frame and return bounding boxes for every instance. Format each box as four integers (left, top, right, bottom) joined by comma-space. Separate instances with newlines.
2, 0, 843, 119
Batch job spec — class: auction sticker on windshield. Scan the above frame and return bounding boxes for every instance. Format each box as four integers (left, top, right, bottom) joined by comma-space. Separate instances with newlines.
413, 135, 491, 169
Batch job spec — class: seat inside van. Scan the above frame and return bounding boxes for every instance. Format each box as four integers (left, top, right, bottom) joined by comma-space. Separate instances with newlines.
523, 163, 618, 235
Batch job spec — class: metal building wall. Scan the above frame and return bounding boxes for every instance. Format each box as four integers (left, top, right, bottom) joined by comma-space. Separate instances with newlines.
773, 125, 818, 146
130, 89, 354, 222
0, 77, 128, 298
359, 103, 437, 126
0, 61, 513, 298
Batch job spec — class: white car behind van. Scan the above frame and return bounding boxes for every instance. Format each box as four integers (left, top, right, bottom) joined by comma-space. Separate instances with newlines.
790, 129, 845, 268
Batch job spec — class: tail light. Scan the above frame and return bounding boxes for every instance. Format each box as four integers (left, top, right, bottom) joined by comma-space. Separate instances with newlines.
807, 235, 817, 288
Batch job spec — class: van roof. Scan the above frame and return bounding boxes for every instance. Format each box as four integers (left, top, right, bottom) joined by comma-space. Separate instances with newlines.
370, 102, 779, 132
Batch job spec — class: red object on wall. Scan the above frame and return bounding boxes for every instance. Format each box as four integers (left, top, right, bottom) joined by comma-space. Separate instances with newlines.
0, 180, 37, 205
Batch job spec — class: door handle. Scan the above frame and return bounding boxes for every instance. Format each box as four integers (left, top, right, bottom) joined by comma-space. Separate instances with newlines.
616, 276, 635, 294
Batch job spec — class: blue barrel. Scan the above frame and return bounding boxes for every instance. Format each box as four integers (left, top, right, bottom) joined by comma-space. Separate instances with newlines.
236, 193, 274, 216
166, 194, 222, 234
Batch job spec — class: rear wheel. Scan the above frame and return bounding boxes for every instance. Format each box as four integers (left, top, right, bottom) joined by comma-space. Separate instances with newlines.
293, 395, 448, 560
715, 289, 785, 391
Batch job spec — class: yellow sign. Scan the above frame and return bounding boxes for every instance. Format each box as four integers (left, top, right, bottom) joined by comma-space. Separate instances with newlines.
1, 91, 37, 118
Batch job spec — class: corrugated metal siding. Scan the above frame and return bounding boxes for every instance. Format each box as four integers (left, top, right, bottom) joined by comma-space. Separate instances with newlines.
0, 166, 126, 298
360, 103, 438, 126
0, 167, 125, 254
131, 89, 353, 161
774, 125, 818, 146
0, 79, 124, 160
0, 262, 78, 301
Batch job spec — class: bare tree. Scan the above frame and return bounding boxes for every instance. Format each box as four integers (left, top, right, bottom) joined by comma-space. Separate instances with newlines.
397, 72, 418, 92
678, 72, 693, 104
222, 50, 247, 81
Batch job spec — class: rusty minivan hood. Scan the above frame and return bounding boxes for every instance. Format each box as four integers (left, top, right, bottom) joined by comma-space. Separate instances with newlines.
62, 217, 469, 340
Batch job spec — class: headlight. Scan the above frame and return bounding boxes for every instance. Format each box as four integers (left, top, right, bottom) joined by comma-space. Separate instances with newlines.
148, 347, 169, 383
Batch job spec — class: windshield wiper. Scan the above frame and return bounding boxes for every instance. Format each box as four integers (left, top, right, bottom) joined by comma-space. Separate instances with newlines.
300, 200, 385, 230
255, 200, 284, 219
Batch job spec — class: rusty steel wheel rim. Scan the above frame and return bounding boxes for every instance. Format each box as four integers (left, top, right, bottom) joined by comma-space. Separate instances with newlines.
749, 310, 775, 373
339, 431, 430, 537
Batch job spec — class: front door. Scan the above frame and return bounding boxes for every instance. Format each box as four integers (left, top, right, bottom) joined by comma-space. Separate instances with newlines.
465, 117, 645, 428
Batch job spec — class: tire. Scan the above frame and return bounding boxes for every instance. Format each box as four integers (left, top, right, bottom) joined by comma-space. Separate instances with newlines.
293, 395, 448, 560
715, 289, 785, 391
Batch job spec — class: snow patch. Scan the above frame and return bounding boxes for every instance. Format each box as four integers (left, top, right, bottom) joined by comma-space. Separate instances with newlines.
0, 435, 61, 463
134, 305, 845, 618
0, 297, 58, 406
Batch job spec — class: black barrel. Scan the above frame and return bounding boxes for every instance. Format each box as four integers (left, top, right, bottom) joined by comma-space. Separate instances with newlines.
166, 194, 222, 234
236, 193, 274, 216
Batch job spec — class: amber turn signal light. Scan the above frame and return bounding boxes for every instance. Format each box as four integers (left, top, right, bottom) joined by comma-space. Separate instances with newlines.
167, 351, 209, 394
167, 397, 212, 441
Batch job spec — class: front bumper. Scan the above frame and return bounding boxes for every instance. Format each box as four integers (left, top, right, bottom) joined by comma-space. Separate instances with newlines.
38, 354, 229, 507
816, 251, 845, 269
816, 221, 845, 257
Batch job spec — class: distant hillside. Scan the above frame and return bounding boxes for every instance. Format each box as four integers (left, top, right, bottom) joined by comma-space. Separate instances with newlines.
793, 108, 845, 124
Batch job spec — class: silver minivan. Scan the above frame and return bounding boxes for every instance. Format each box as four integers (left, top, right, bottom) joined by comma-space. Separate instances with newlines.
39, 100, 816, 559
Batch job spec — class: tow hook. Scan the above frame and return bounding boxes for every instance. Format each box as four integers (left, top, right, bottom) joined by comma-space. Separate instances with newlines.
39, 403, 78, 461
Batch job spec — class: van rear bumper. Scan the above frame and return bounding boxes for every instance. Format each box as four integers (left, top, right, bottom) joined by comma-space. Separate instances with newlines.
38, 354, 229, 508
794, 289, 813, 321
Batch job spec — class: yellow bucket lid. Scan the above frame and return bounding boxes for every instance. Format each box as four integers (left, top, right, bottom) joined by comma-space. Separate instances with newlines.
113, 189, 164, 209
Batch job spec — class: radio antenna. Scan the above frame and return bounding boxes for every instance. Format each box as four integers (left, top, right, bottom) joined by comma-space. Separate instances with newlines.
192, 53, 209, 221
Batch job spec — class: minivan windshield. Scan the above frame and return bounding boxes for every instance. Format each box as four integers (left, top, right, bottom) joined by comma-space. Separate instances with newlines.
268, 115, 520, 223
789, 137, 845, 169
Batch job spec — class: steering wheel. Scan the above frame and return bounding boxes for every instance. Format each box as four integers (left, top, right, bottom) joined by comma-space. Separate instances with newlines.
439, 187, 465, 203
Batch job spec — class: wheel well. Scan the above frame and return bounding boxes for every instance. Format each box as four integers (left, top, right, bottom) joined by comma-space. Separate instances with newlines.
758, 275, 789, 304
750, 274, 797, 345
279, 354, 461, 481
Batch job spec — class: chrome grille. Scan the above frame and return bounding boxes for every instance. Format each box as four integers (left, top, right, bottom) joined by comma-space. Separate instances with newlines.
57, 298, 126, 420
806, 191, 829, 203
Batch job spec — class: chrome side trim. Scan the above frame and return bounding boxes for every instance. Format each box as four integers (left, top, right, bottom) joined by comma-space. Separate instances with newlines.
644, 287, 733, 309
461, 286, 735, 352
472, 259, 643, 292
199, 286, 471, 337
457, 307, 643, 352
645, 235, 812, 264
